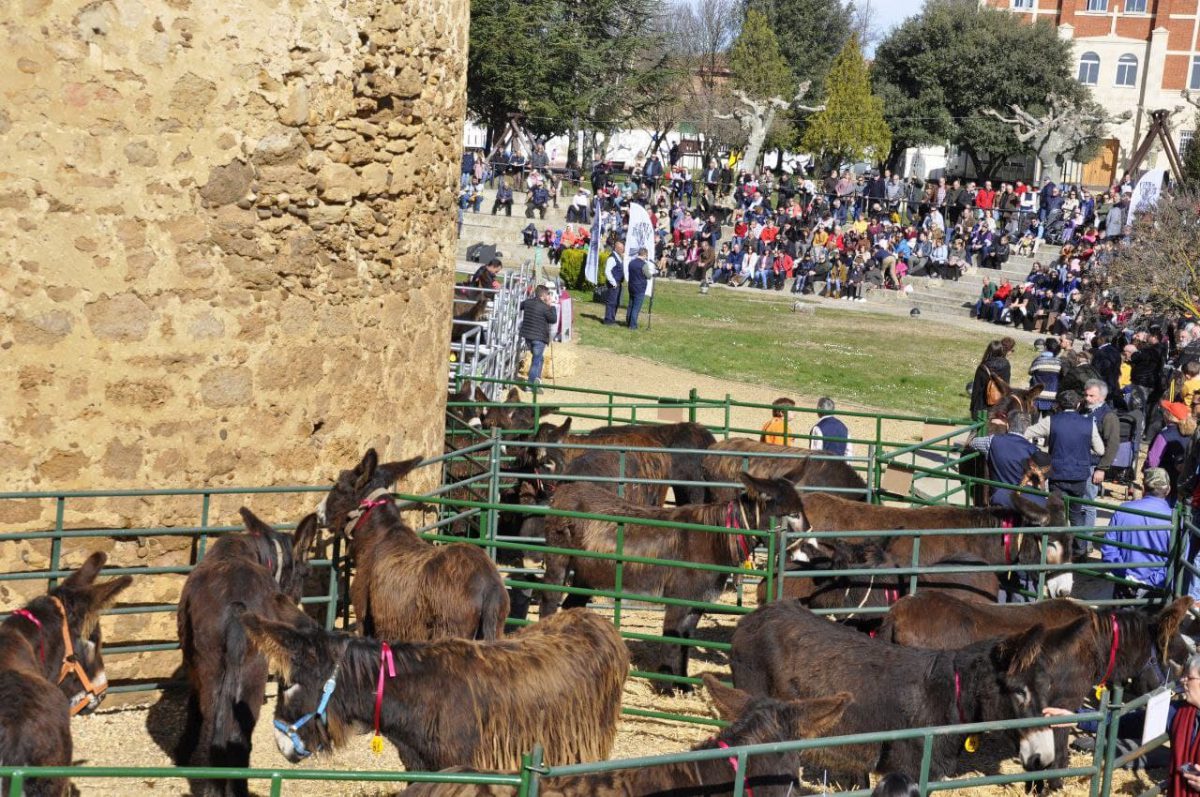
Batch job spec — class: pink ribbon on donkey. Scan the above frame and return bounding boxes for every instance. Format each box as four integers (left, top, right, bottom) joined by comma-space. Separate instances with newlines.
371, 641, 396, 754
716, 740, 753, 797
11, 609, 44, 662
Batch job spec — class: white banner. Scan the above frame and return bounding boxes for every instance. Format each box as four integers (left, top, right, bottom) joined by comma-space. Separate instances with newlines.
1130, 168, 1166, 215
623, 202, 656, 297
584, 197, 602, 285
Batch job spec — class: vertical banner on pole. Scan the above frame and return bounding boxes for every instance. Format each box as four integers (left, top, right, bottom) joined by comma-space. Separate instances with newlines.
623, 203, 656, 297
584, 197, 603, 285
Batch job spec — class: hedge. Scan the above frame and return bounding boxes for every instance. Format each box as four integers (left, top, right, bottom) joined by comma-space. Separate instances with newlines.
558, 247, 602, 291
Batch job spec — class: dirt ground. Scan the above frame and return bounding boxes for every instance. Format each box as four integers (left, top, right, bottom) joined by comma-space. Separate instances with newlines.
61, 348, 1154, 796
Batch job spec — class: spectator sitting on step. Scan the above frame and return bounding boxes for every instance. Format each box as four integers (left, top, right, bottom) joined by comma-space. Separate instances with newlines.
522, 222, 538, 247
527, 184, 550, 219
566, 188, 591, 224
492, 179, 514, 216
459, 180, 483, 213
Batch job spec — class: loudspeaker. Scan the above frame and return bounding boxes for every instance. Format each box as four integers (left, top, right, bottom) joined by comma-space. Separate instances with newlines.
466, 243, 497, 264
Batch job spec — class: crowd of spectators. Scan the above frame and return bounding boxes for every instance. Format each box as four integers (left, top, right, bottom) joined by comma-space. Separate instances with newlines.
464, 143, 1137, 314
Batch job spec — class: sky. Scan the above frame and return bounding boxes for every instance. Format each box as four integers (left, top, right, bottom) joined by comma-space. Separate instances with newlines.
868, 0, 926, 54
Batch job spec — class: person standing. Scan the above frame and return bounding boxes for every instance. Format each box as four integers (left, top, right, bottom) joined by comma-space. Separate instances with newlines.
626, 247, 650, 330
809, 397, 853, 456
1082, 379, 1121, 531
969, 411, 1041, 509
1099, 468, 1174, 599
603, 240, 626, 326
519, 285, 558, 393
1025, 390, 1105, 539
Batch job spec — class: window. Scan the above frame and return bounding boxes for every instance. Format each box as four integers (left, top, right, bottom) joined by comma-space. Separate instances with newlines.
1115, 54, 1138, 87
1087, 0, 1108, 9
1012, 0, 1033, 7
1125, 0, 1147, 11
1183, 131, 1195, 157
1078, 52, 1100, 85
1192, 56, 1200, 90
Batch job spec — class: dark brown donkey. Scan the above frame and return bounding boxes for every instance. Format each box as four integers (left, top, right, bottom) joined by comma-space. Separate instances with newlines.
318, 449, 510, 640
395, 674, 852, 797
732, 599, 1088, 786
701, 438, 868, 505
176, 508, 318, 797
541, 473, 806, 691
0, 552, 132, 797
879, 593, 1194, 787
787, 492, 1072, 577
514, 418, 673, 506
585, 421, 717, 505
245, 606, 628, 770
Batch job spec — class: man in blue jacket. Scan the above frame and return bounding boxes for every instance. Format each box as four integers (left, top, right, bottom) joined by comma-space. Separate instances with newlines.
1024, 390, 1104, 535
1099, 468, 1173, 599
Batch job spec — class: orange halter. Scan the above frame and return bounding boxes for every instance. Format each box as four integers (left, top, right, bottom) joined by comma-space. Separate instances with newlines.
49, 596, 107, 716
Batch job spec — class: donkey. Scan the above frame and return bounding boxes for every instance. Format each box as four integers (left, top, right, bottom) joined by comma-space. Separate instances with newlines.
0, 552, 132, 797
787, 493, 1072, 585
318, 449, 509, 641
175, 508, 318, 797
244, 606, 628, 771
731, 599, 1086, 785
540, 473, 806, 691
451, 292, 490, 344
395, 674, 852, 797
515, 418, 673, 506
701, 438, 868, 505
479, 387, 559, 435
758, 550, 1000, 625
585, 421, 717, 505
878, 593, 1194, 788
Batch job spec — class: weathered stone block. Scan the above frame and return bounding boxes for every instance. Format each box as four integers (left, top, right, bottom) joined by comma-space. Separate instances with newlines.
84, 293, 154, 341
199, 366, 253, 408
316, 162, 359, 202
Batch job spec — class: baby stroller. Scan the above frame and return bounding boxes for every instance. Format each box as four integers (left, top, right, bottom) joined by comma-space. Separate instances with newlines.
1043, 210, 1068, 246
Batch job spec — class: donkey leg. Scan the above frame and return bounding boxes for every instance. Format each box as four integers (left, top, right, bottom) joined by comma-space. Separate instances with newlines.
654, 605, 702, 694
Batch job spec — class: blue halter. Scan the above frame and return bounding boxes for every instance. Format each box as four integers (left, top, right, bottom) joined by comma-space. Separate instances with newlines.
274, 664, 341, 759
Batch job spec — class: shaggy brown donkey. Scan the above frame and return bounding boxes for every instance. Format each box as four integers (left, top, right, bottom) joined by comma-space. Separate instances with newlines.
701, 438, 868, 505
732, 599, 1088, 786
0, 552, 132, 797
585, 421, 717, 505
395, 675, 853, 797
245, 606, 628, 771
175, 508, 318, 797
541, 473, 805, 691
318, 449, 510, 641
879, 593, 1194, 789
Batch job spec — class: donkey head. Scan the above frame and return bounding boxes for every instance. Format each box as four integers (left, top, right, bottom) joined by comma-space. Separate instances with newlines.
316, 449, 423, 536
244, 605, 350, 761
48, 551, 134, 715
737, 471, 806, 530
702, 674, 851, 796
513, 418, 573, 497
238, 508, 320, 601
1007, 493, 1071, 567
993, 618, 1089, 772
1126, 597, 1195, 694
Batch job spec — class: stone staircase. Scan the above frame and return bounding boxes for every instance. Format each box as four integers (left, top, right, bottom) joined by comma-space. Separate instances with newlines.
455, 186, 1061, 330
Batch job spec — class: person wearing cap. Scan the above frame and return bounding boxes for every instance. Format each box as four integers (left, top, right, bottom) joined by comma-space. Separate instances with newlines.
626, 247, 650, 330
1099, 468, 1174, 599
1025, 390, 1105, 533
1145, 401, 1194, 502
968, 410, 1040, 510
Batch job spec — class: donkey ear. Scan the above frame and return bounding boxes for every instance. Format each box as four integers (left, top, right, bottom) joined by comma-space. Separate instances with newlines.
504, 387, 522, 404
1157, 597, 1195, 652
292, 513, 320, 563
998, 623, 1048, 677
81, 575, 134, 637
242, 612, 307, 680
1025, 384, 1044, 402
703, 673, 753, 721
239, 507, 275, 537
789, 692, 852, 738
552, 418, 573, 439
1009, 492, 1049, 526
61, 551, 108, 589
354, 449, 379, 491
376, 456, 423, 488
473, 387, 490, 403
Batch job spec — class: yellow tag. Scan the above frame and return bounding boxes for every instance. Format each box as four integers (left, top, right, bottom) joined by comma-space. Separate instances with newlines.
964, 735, 979, 753
1094, 684, 1105, 701
742, 558, 754, 571
370, 735, 384, 755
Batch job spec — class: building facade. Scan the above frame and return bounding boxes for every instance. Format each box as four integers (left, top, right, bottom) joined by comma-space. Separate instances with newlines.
984, 0, 1198, 184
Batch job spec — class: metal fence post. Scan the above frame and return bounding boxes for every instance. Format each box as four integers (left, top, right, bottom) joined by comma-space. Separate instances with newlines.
724, 393, 732, 439
688, 388, 698, 423
486, 429, 502, 564
48, 496, 65, 589
1088, 687, 1112, 797
1098, 686, 1124, 797
614, 450, 627, 629
525, 745, 545, 797
917, 733, 934, 796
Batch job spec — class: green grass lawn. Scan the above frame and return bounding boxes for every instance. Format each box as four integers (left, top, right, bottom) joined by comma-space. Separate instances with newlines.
576, 281, 1001, 418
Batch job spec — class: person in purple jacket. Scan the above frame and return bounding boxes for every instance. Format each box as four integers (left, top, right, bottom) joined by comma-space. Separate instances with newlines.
1099, 468, 1173, 599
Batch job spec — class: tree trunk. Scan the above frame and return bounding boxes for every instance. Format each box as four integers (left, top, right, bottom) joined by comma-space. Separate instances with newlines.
743, 107, 776, 175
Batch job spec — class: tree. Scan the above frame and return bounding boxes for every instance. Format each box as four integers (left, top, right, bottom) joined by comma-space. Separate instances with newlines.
801, 34, 891, 168
1184, 113, 1200, 187
722, 8, 797, 170
751, 0, 853, 97
872, 0, 1087, 179
666, 0, 744, 162
983, 95, 1128, 182
1103, 188, 1200, 320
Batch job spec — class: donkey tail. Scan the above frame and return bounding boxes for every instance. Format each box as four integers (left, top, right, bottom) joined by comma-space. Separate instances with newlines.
211, 602, 252, 764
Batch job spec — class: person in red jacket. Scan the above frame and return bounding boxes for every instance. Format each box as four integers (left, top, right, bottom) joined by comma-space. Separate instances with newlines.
975, 180, 996, 222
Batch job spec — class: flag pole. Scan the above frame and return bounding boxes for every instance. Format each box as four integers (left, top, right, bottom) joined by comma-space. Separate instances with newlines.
646, 290, 655, 330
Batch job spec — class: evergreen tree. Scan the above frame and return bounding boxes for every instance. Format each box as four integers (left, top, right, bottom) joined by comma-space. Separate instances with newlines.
751, 0, 853, 98
728, 8, 793, 100
1184, 113, 1200, 187
802, 34, 891, 167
